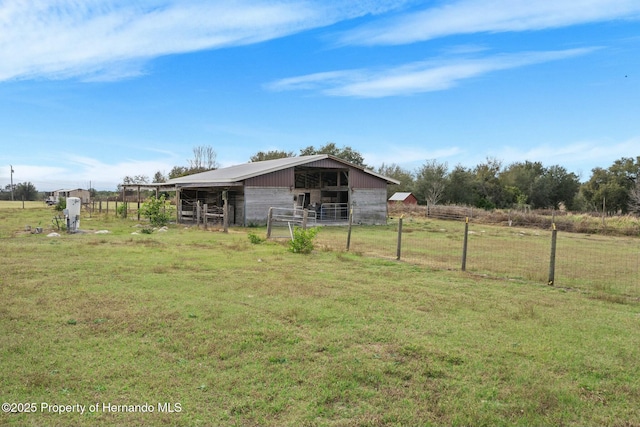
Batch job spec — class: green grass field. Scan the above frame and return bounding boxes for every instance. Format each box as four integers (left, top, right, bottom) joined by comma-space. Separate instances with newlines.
1, 206, 639, 426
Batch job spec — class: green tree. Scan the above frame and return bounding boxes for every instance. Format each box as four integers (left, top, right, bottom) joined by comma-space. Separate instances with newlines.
377, 163, 414, 199
529, 165, 580, 210
413, 160, 448, 205
443, 164, 475, 205
580, 157, 640, 213
629, 179, 640, 215
499, 161, 545, 206
473, 158, 504, 209
300, 142, 366, 167
153, 171, 167, 183
250, 150, 295, 162
14, 182, 38, 201
168, 166, 189, 179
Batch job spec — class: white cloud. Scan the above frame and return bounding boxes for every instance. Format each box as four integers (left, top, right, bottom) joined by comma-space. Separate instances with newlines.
338, 0, 640, 46
267, 48, 596, 97
0, 155, 178, 191
0, 0, 407, 82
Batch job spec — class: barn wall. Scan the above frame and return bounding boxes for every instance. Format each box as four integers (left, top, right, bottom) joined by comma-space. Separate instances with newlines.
231, 192, 245, 226
349, 169, 387, 189
244, 186, 294, 225
245, 169, 294, 187
351, 188, 388, 224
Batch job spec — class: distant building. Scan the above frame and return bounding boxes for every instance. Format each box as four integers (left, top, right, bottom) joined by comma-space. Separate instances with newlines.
49, 189, 91, 204
388, 192, 418, 205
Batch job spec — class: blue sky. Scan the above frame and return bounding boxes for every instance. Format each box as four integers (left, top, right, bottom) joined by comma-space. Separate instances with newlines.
0, 0, 639, 191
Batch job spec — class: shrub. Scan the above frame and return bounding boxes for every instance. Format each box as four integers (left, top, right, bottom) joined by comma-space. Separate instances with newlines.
116, 202, 128, 218
247, 232, 265, 244
288, 227, 318, 254
54, 197, 66, 212
139, 195, 172, 227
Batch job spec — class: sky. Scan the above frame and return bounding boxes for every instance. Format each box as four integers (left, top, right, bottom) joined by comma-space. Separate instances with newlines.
0, 0, 639, 191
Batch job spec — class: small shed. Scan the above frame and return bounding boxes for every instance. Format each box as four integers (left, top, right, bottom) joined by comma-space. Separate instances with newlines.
388, 192, 418, 205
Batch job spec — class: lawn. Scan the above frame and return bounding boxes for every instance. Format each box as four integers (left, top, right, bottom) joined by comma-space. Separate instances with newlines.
1, 206, 639, 426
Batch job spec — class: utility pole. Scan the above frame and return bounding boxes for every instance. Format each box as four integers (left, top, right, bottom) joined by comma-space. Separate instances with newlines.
10, 164, 14, 201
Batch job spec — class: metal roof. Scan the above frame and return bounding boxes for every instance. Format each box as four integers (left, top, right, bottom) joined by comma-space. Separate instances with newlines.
165, 154, 400, 186
388, 192, 414, 201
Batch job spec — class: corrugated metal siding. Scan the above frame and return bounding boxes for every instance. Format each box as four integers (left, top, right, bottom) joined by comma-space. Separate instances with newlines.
245, 168, 294, 187
245, 186, 294, 225
349, 169, 387, 189
304, 158, 349, 169
352, 188, 388, 224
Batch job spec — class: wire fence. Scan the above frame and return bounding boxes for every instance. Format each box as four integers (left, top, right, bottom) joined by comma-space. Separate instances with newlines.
314, 212, 640, 300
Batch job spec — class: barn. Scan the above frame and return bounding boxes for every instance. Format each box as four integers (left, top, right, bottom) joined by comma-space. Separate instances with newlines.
388, 192, 418, 205
165, 154, 399, 226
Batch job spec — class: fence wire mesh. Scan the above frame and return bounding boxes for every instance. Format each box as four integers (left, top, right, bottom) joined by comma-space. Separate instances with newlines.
314, 215, 640, 299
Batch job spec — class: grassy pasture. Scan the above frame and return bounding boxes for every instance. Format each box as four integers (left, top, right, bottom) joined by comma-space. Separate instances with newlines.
315, 218, 640, 299
1, 206, 640, 426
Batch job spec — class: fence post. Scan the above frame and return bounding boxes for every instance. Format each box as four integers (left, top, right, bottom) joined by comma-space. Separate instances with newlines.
122, 189, 126, 218
223, 192, 229, 233
396, 216, 403, 260
461, 217, 469, 271
137, 185, 141, 221
548, 223, 557, 286
302, 209, 308, 230
203, 204, 208, 229
196, 201, 201, 227
346, 208, 353, 251
266, 207, 273, 239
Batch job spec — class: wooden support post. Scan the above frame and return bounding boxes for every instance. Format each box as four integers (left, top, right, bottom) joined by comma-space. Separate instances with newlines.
396, 216, 403, 260
122, 187, 126, 218
266, 207, 273, 239
346, 208, 353, 251
176, 190, 181, 223
137, 185, 141, 221
461, 217, 469, 271
196, 200, 201, 227
223, 192, 229, 233
203, 204, 208, 229
548, 223, 557, 286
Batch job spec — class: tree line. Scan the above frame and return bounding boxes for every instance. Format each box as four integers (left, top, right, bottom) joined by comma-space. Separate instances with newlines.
382, 156, 640, 215
125, 144, 640, 215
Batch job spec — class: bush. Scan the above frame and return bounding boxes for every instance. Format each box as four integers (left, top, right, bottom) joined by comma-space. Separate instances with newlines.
139, 195, 172, 227
288, 227, 318, 254
116, 202, 128, 218
54, 197, 66, 212
247, 232, 265, 244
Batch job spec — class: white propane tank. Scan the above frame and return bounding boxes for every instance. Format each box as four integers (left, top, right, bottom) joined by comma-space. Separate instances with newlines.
66, 197, 81, 232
